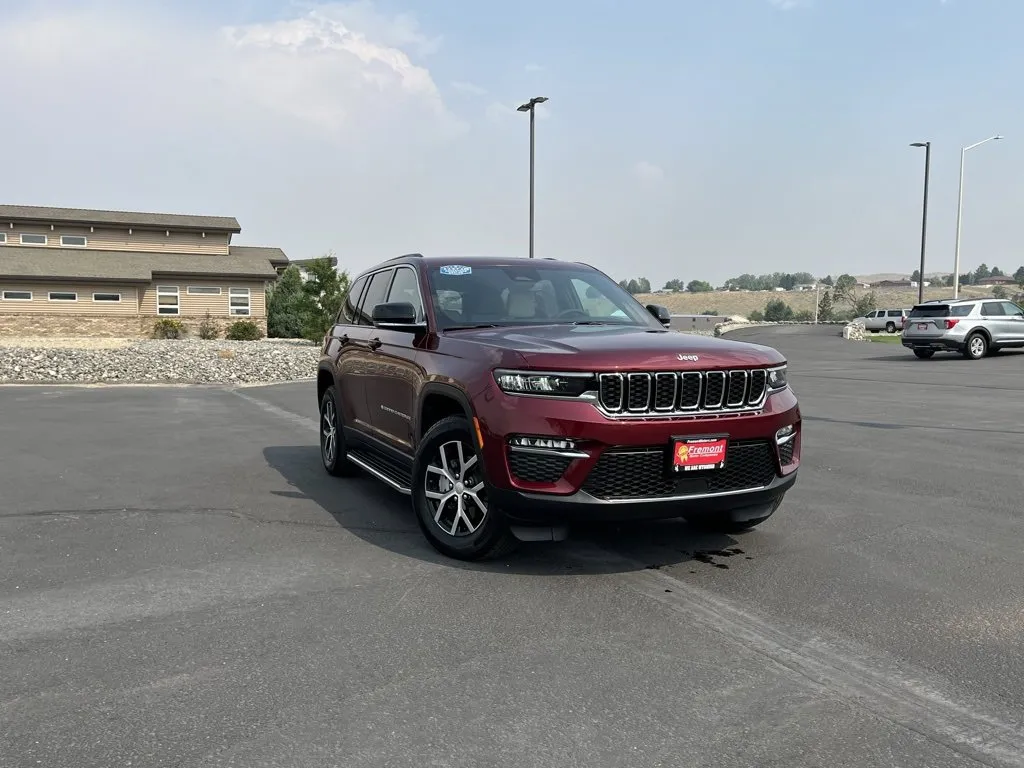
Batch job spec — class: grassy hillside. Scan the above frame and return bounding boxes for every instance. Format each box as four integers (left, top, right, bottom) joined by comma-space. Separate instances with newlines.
635, 285, 1004, 319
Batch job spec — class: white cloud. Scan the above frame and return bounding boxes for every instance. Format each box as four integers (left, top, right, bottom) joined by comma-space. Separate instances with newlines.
451, 80, 488, 96
633, 161, 665, 182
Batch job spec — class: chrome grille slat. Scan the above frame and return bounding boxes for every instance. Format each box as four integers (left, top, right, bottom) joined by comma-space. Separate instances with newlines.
595, 368, 770, 417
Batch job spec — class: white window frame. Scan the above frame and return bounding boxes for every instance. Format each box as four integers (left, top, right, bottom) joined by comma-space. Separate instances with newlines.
2, 290, 33, 301
229, 287, 251, 316
60, 235, 88, 248
187, 286, 222, 295
0, 233, 6, 244
92, 292, 122, 303
20, 233, 47, 246
48, 291, 78, 302
156, 285, 180, 315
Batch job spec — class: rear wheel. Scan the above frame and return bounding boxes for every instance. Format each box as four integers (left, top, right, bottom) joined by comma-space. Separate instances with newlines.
885, 321, 896, 333
319, 388, 357, 476
913, 348, 935, 359
963, 332, 988, 360
411, 415, 518, 561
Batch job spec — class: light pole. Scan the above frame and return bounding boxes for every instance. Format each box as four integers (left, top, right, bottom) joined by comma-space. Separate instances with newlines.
517, 96, 548, 258
953, 135, 1002, 299
910, 141, 931, 305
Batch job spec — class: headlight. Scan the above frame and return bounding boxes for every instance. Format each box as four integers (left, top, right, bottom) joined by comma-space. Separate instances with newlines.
767, 365, 788, 391
494, 370, 594, 397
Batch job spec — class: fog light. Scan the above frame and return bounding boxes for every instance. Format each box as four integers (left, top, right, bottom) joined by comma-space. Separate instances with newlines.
776, 425, 795, 444
510, 436, 577, 451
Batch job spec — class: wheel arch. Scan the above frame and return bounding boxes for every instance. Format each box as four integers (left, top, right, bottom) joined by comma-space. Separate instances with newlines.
416, 383, 476, 444
317, 364, 335, 407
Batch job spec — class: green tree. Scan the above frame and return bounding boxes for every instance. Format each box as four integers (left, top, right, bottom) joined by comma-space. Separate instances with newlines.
663, 278, 684, 291
991, 266, 1004, 277
763, 299, 794, 322
820, 275, 834, 286
853, 292, 877, 317
1014, 266, 1024, 286
993, 286, 1008, 299
686, 280, 713, 293
911, 269, 921, 283
817, 287, 835, 321
266, 265, 308, 338
974, 263, 990, 282
300, 254, 350, 342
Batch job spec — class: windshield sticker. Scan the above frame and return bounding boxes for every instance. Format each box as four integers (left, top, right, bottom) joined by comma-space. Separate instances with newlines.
439, 265, 472, 276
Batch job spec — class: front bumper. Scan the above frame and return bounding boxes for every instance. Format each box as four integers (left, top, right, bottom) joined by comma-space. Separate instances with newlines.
492, 470, 796, 525
471, 380, 801, 523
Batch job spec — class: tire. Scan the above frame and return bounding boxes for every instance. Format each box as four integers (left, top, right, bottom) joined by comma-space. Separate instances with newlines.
411, 415, 518, 561
885, 322, 896, 333
319, 387, 358, 477
684, 497, 781, 534
913, 349, 935, 359
963, 332, 988, 360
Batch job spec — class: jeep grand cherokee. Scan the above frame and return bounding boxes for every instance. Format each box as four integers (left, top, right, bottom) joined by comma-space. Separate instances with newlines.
317, 255, 801, 561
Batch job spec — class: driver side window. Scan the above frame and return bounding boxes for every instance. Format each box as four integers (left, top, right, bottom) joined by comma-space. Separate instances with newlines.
1000, 301, 1024, 316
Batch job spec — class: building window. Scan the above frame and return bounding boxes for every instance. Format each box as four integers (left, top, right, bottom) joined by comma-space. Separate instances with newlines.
61, 235, 88, 247
93, 292, 122, 303
0, 233, 6, 244
20, 234, 47, 246
187, 286, 222, 295
157, 285, 180, 315
2, 290, 32, 301
229, 287, 251, 316
48, 292, 78, 302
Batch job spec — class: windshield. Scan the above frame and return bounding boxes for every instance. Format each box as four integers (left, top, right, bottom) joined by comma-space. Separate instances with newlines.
424, 262, 661, 330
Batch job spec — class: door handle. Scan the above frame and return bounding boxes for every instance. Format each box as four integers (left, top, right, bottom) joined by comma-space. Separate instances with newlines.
368, 337, 382, 351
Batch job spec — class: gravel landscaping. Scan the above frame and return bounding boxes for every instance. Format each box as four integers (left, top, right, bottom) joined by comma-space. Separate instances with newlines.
0, 337, 319, 384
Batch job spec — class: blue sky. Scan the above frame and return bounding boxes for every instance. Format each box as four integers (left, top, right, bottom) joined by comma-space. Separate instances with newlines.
2, 0, 1023, 287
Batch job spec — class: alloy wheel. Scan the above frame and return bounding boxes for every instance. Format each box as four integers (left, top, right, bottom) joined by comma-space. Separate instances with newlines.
423, 439, 487, 537
321, 398, 337, 466
969, 335, 986, 358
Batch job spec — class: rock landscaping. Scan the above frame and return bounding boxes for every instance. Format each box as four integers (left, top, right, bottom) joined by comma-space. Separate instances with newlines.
0, 337, 319, 384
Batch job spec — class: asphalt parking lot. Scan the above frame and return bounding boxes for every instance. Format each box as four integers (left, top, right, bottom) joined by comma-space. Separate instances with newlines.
2, 326, 1023, 768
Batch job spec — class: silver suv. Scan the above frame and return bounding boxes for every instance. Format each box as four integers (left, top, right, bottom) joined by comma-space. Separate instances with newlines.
854, 308, 909, 333
901, 297, 1024, 359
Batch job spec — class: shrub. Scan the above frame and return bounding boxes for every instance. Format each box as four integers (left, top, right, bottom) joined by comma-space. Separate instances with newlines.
992, 286, 1008, 300
748, 310, 765, 321
700, 309, 719, 316
152, 319, 185, 339
763, 299, 795, 322
225, 320, 264, 341
793, 310, 813, 322
198, 311, 220, 340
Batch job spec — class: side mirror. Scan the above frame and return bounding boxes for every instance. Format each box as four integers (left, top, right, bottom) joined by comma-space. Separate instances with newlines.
372, 302, 423, 330
646, 304, 672, 327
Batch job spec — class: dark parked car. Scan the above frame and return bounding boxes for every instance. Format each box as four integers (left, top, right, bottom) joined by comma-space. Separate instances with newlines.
317, 255, 801, 560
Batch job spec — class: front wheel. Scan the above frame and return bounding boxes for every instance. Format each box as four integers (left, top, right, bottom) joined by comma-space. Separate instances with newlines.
963, 332, 988, 360
411, 415, 518, 561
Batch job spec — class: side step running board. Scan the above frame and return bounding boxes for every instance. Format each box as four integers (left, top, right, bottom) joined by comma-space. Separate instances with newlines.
346, 452, 412, 495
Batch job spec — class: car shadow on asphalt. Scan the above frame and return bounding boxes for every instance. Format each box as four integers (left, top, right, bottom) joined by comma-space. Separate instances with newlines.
263, 445, 739, 576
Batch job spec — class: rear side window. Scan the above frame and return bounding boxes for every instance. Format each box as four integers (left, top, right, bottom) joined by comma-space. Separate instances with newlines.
339, 276, 367, 325
950, 304, 973, 317
887, 310, 902, 317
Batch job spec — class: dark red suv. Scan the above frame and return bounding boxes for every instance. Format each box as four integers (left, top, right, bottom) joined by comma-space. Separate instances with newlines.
317, 255, 801, 560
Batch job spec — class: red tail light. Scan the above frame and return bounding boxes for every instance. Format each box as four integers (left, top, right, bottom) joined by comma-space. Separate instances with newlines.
944, 319, 960, 329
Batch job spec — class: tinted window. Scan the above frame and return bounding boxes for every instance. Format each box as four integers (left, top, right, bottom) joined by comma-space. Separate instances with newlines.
1000, 301, 1023, 316
887, 310, 902, 317
909, 304, 949, 318
424, 262, 659, 330
339, 276, 367, 325
950, 304, 973, 317
981, 302, 1005, 316
357, 269, 394, 325
386, 266, 425, 321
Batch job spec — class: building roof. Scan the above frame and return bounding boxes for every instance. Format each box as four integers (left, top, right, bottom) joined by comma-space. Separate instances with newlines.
229, 245, 290, 266
0, 204, 241, 233
0, 246, 281, 283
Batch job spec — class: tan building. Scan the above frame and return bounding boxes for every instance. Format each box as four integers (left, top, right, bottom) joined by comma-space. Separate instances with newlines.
0, 204, 288, 338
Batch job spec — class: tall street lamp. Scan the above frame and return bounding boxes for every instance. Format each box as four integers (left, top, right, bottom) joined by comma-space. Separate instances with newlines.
910, 141, 931, 305
953, 135, 1003, 299
517, 96, 548, 259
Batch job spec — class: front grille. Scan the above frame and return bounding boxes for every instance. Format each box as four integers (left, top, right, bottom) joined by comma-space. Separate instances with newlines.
581, 440, 778, 500
598, 368, 768, 416
509, 451, 572, 484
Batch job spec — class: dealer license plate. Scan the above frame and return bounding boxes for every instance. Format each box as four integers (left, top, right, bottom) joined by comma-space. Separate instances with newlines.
672, 437, 728, 473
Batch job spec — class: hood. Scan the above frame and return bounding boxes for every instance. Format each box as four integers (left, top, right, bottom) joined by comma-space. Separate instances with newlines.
441, 323, 785, 371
